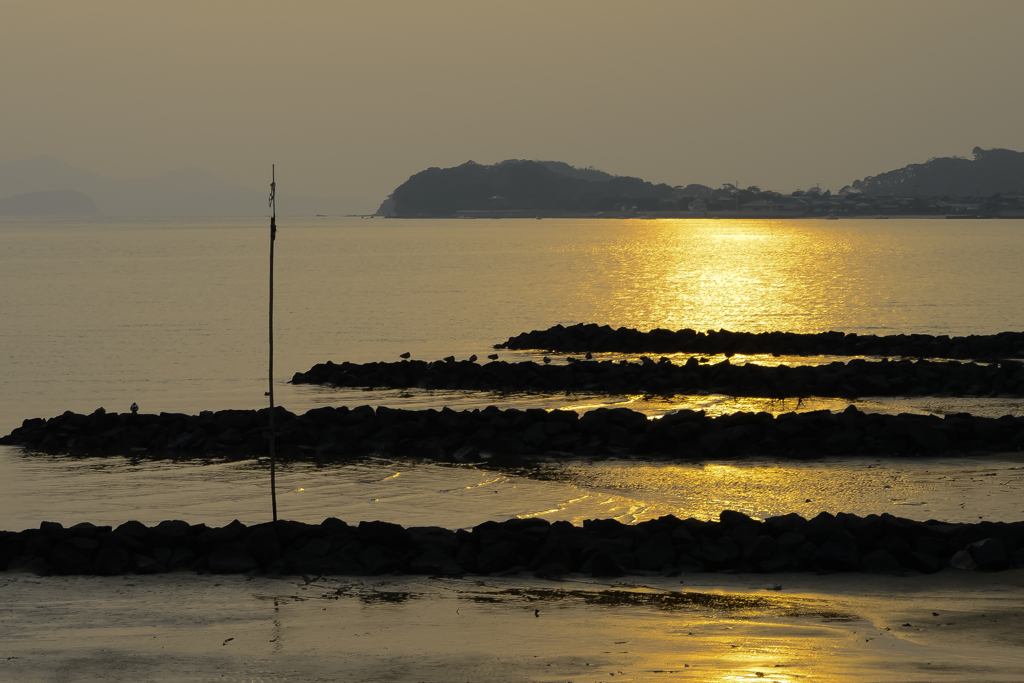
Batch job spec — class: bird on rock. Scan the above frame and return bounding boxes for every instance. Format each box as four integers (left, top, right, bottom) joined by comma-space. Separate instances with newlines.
487, 353, 499, 361
443, 355, 455, 363
542, 356, 552, 364
585, 351, 593, 360
469, 354, 478, 362
399, 352, 411, 359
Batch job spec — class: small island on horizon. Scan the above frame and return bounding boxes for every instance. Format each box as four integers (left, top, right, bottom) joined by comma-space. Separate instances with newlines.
376, 147, 1024, 219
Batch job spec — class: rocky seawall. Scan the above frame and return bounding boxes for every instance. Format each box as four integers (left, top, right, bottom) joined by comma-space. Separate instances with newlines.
3, 511, 1020, 578
291, 356, 1024, 399
495, 324, 1024, 360
4, 405, 1024, 461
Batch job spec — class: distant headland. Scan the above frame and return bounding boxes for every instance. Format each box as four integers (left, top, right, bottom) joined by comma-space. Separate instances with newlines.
377, 148, 1024, 219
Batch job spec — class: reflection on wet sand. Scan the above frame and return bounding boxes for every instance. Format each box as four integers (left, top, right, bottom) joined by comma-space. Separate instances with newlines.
3, 445, 1023, 530
4, 571, 1023, 682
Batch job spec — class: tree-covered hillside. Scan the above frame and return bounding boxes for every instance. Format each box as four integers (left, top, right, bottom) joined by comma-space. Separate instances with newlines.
377, 160, 675, 216
851, 147, 1024, 197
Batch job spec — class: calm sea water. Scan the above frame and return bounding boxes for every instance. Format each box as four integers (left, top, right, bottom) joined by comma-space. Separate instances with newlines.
2, 216, 1024, 527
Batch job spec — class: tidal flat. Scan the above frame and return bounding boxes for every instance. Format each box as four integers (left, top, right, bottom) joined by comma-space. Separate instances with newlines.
3, 571, 1024, 682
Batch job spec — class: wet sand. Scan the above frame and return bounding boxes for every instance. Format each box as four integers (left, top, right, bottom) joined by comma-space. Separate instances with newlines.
3, 570, 1023, 682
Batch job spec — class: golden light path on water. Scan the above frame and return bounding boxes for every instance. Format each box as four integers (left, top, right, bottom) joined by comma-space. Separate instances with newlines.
3, 216, 1024, 431
561, 218, 930, 335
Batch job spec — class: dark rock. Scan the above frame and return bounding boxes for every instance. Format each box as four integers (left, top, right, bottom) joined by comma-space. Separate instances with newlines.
94, 546, 130, 575
207, 542, 258, 574
635, 533, 676, 571
133, 555, 167, 574
50, 542, 94, 575
719, 510, 755, 528
530, 542, 574, 577
916, 536, 949, 558
359, 545, 402, 575
742, 535, 778, 563
588, 550, 627, 577
861, 549, 902, 575
7, 555, 53, 575
806, 512, 842, 543
168, 547, 197, 571
969, 538, 1009, 570
200, 520, 247, 545
358, 520, 410, 550
905, 551, 941, 574
409, 550, 463, 575
476, 541, 520, 574
694, 536, 740, 567
877, 535, 914, 564
151, 520, 191, 546
245, 525, 282, 565
812, 531, 859, 572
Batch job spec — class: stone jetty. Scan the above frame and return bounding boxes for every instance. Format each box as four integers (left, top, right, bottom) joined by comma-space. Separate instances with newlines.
290, 356, 1024, 399
495, 324, 1024, 360
4, 405, 1024, 461
2, 511, 1021, 577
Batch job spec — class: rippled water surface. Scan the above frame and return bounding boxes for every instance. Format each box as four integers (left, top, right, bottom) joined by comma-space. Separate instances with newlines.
3, 216, 1024, 526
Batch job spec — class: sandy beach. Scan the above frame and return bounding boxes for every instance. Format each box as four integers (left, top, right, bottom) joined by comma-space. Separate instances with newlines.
3, 569, 1024, 682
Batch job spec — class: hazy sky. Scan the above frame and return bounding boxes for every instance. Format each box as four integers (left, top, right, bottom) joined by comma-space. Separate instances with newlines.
4, 1, 1023, 212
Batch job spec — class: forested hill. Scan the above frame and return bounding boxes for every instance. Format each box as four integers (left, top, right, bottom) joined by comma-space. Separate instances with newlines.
376, 160, 675, 217
851, 147, 1024, 197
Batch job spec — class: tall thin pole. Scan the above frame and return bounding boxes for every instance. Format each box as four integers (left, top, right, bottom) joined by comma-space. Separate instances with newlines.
269, 165, 278, 523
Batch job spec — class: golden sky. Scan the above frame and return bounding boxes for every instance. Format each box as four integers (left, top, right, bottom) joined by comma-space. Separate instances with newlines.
2, 0, 1023, 212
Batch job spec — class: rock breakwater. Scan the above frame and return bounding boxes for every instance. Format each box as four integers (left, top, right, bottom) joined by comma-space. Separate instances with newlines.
291, 356, 1024, 399
3, 512, 1021, 577
496, 324, 1024, 360
4, 405, 1024, 460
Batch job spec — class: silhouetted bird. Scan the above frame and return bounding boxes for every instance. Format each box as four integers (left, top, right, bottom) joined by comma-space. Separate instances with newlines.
542, 356, 551, 364
469, 354, 478, 362
487, 353, 499, 361
399, 352, 411, 359
585, 351, 593, 360
130, 402, 139, 415
443, 355, 455, 363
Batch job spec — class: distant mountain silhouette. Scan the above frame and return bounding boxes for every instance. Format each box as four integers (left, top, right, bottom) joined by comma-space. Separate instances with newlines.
851, 147, 1024, 197
377, 160, 674, 216
0, 156, 349, 216
0, 190, 98, 216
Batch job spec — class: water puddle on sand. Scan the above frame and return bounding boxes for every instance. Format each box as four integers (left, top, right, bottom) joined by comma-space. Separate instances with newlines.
3, 445, 1024, 530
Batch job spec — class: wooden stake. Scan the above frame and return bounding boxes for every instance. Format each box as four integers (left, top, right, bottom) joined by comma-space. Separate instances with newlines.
269, 165, 278, 523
